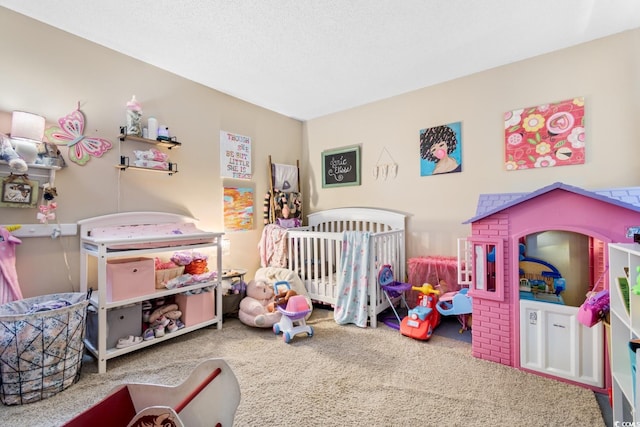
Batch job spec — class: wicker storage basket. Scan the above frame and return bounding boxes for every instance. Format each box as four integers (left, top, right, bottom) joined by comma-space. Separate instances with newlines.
155, 266, 185, 289
0, 292, 89, 405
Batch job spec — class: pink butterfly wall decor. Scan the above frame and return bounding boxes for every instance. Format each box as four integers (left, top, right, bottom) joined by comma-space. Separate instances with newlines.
45, 108, 112, 165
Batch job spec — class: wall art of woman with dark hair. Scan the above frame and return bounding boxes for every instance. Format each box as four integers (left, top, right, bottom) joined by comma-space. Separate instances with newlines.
419, 124, 461, 175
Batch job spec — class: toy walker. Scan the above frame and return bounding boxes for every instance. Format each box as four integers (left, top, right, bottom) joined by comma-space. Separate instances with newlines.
400, 283, 441, 340
272, 281, 313, 343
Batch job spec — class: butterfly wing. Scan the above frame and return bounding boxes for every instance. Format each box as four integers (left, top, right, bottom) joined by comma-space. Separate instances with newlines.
44, 109, 112, 166
69, 136, 112, 165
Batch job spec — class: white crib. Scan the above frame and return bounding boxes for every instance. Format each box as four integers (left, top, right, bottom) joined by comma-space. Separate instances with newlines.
286, 207, 406, 327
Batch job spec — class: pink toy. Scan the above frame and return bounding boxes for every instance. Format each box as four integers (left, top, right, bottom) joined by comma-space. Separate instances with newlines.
272, 281, 313, 343
0, 227, 23, 304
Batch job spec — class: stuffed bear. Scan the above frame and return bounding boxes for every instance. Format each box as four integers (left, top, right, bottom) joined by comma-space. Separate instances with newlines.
238, 279, 283, 328
0, 134, 28, 173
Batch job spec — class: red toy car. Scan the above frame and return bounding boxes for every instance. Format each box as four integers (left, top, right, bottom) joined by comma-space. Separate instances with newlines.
400, 284, 441, 340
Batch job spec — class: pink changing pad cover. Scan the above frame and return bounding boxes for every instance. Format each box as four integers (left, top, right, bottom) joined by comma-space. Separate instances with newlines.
89, 222, 215, 250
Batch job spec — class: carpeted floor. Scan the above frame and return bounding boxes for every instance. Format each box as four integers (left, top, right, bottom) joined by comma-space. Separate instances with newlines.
3, 308, 607, 426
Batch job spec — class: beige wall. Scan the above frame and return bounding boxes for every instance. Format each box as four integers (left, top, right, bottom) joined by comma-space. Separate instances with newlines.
303, 28, 640, 259
0, 9, 302, 297
1, 7, 639, 299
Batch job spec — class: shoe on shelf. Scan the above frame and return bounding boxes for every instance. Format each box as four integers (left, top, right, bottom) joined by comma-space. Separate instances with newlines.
154, 325, 165, 338
154, 316, 171, 328
116, 335, 143, 349
142, 300, 152, 311
175, 319, 185, 330
142, 310, 151, 323
166, 320, 179, 333
143, 328, 155, 341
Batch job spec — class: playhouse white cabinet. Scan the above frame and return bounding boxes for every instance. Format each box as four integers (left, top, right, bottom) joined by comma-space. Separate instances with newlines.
609, 242, 640, 423
519, 300, 603, 387
78, 212, 223, 373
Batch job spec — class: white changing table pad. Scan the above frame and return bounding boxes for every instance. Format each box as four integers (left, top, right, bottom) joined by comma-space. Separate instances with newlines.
78, 212, 220, 251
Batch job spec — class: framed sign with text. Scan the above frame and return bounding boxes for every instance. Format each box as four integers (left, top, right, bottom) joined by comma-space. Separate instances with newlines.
322, 145, 360, 188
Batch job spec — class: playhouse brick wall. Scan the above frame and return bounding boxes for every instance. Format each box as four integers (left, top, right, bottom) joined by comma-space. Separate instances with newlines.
471, 213, 513, 366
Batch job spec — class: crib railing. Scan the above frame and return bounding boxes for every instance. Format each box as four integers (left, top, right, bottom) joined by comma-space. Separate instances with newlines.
287, 229, 342, 304
286, 227, 406, 327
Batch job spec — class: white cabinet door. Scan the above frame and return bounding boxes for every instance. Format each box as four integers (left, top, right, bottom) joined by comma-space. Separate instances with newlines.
520, 300, 604, 387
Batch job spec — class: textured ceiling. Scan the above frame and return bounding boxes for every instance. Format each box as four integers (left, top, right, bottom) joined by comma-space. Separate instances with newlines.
1, 1, 639, 121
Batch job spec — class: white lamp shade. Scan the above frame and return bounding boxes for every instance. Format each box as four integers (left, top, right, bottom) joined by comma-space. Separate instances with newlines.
11, 111, 45, 141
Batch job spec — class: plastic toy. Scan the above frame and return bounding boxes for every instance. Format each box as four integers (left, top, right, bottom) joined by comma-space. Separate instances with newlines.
62, 358, 240, 427
400, 283, 441, 340
378, 264, 411, 329
272, 281, 313, 343
437, 287, 473, 333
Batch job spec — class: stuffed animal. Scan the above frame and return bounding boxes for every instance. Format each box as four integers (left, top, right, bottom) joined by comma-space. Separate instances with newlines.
238, 279, 282, 328
0, 134, 28, 173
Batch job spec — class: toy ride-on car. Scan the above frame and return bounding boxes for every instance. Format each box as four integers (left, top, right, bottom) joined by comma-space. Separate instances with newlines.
400, 283, 441, 341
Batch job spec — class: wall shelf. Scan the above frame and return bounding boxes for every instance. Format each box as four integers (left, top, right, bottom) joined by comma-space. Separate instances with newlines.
0, 160, 63, 187
118, 126, 181, 149
116, 156, 178, 175
0, 223, 77, 238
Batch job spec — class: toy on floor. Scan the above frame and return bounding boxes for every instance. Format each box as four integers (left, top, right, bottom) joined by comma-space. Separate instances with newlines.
62, 358, 240, 427
437, 287, 472, 333
272, 281, 313, 343
267, 281, 298, 313
238, 278, 282, 328
378, 264, 412, 330
400, 283, 441, 341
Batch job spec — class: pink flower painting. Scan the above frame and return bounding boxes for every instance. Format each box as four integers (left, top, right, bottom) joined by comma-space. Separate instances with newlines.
504, 97, 585, 171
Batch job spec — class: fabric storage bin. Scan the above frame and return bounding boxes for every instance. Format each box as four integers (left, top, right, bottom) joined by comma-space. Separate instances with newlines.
106, 257, 155, 302
86, 303, 142, 350
0, 292, 89, 405
175, 289, 215, 327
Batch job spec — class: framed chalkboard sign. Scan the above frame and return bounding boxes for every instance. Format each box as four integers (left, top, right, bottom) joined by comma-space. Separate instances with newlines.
322, 145, 361, 188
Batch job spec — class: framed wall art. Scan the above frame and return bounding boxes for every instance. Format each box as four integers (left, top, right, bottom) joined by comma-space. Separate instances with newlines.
0, 174, 39, 208
419, 121, 463, 176
223, 185, 254, 232
504, 96, 585, 171
322, 145, 361, 188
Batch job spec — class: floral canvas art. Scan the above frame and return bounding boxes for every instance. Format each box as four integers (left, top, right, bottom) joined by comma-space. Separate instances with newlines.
504, 97, 585, 171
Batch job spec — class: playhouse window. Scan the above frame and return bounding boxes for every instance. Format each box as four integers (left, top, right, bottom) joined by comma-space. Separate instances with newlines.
469, 238, 504, 301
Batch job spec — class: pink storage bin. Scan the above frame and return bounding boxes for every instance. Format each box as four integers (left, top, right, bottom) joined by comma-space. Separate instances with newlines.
175, 291, 215, 327
106, 257, 155, 302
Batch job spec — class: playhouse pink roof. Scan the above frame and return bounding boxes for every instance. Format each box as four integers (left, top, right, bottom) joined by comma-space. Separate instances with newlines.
464, 182, 640, 224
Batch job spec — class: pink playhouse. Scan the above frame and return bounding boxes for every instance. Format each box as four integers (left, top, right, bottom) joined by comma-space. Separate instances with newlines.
462, 182, 640, 391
